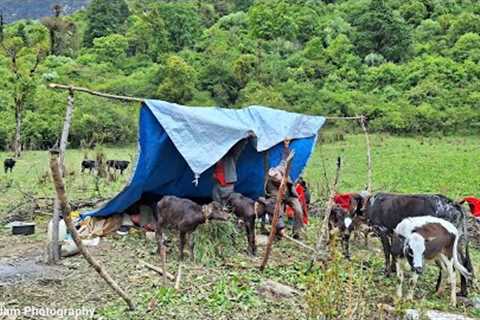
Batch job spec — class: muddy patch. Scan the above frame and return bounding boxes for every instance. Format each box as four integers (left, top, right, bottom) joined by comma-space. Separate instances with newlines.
0, 257, 65, 285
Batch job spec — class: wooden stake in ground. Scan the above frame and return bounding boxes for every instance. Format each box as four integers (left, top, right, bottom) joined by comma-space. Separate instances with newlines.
309, 157, 342, 268
49, 150, 135, 311
47, 88, 74, 264
260, 148, 294, 271
359, 116, 372, 193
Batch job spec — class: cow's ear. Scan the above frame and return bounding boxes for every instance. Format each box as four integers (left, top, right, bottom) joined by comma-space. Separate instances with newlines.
351, 193, 365, 216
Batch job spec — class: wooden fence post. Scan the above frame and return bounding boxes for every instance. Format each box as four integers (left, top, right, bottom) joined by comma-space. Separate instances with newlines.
47, 89, 74, 264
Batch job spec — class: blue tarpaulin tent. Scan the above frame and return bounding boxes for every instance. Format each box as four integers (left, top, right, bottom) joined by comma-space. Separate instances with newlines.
84, 100, 326, 218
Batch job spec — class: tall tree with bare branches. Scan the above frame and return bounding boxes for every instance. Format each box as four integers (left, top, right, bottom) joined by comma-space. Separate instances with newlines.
1, 23, 48, 157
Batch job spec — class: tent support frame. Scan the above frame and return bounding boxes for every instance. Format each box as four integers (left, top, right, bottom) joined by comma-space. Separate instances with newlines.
47, 83, 374, 270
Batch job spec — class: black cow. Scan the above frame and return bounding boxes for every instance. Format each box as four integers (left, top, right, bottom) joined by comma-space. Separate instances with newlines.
351, 192, 472, 295
81, 160, 96, 173
153, 196, 229, 260
107, 160, 130, 175
225, 193, 259, 256
4, 158, 16, 173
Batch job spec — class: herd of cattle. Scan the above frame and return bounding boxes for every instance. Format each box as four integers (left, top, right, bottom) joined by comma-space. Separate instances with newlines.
3, 157, 130, 175
3, 154, 475, 305
151, 190, 474, 306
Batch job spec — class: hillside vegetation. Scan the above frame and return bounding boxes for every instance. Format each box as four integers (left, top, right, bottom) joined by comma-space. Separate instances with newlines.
1, 0, 480, 151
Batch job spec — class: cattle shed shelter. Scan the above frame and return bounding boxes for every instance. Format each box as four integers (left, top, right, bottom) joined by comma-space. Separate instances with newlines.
84, 100, 326, 218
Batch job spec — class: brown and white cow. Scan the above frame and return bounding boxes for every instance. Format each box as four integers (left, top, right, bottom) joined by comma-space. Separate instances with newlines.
391, 216, 471, 305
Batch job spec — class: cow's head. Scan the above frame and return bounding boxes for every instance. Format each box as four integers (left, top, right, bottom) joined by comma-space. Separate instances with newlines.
329, 205, 354, 236
254, 197, 276, 219
204, 201, 230, 221
392, 232, 425, 274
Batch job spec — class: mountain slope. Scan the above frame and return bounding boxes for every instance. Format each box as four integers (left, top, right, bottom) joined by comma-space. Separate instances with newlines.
0, 0, 90, 23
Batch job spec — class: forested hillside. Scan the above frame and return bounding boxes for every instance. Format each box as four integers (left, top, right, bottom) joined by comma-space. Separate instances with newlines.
0, 0, 90, 23
0, 0, 479, 151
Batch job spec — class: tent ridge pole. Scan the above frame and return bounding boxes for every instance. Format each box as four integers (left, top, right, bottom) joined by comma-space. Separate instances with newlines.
48, 83, 145, 103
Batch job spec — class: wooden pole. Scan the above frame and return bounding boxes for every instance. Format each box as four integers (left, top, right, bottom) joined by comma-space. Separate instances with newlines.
49, 151, 135, 311
47, 89, 75, 264
325, 116, 363, 120
359, 116, 372, 193
48, 83, 145, 103
260, 150, 295, 271
309, 157, 342, 268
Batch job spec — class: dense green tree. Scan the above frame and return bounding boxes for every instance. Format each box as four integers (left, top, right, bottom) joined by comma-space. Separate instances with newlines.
351, 0, 412, 62
83, 0, 129, 47
93, 34, 129, 65
157, 55, 197, 104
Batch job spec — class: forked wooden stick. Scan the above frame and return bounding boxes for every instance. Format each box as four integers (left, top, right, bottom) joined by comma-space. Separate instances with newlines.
49, 151, 135, 310
260, 149, 294, 271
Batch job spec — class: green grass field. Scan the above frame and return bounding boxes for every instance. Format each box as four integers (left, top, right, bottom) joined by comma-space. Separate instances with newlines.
1, 134, 479, 319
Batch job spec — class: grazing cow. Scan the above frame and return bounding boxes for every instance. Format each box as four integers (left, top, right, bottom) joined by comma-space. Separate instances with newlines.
153, 196, 229, 260
4, 158, 16, 173
226, 193, 258, 255
391, 216, 471, 305
81, 160, 96, 173
107, 160, 130, 175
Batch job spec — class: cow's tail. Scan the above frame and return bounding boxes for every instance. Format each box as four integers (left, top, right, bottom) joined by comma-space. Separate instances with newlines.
458, 203, 475, 278
453, 232, 471, 279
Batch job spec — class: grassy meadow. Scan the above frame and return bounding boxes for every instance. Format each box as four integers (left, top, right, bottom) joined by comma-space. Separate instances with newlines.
0, 134, 479, 319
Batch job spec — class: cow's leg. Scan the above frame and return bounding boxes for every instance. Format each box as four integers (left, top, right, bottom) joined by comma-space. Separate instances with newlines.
260, 215, 269, 235
407, 272, 418, 300
435, 259, 446, 295
188, 232, 195, 261
245, 217, 256, 256
396, 260, 403, 298
179, 231, 186, 261
442, 255, 457, 306
342, 232, 352, 260
376, 227, 392, 275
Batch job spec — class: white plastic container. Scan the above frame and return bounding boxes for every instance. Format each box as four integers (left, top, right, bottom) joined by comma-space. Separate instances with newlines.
47, 218, 67, 242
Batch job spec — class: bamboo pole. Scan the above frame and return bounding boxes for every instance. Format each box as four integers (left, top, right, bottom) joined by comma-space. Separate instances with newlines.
309, 157, 342, 268
359, 116, 373, 193
282, 234, 316, 253
260, 149, 295, 271
139, 260, 175, 281
49, 151, 135, 311
324, 116, 363, 120
48, 83, 144, 103
47, 89, 75, 264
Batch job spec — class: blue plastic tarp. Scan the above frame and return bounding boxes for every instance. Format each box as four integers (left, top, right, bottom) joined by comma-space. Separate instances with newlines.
84, 100, 325, 218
